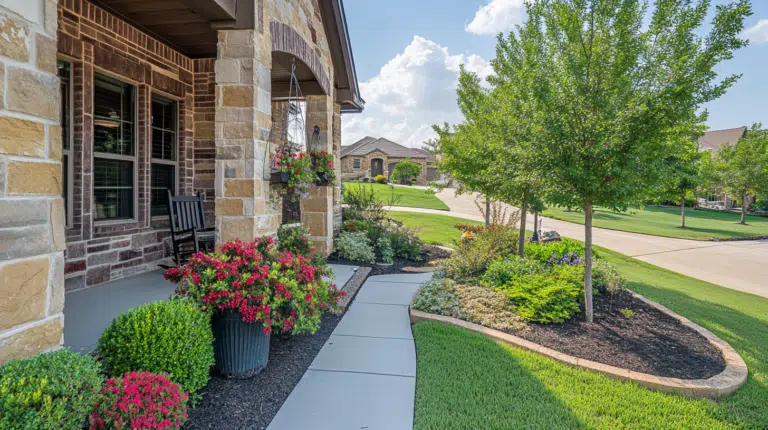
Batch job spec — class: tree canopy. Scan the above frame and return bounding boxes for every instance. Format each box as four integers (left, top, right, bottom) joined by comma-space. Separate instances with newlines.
391, 157, 422, 184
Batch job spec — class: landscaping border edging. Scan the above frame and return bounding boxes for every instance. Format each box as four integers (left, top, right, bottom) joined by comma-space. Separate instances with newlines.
409, 290, 748, 399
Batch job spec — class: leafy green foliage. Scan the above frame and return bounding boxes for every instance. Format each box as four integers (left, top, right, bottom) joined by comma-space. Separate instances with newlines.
342, 183, 397, 224
411, 278, 462, 318
385, 223, 423, 261
523, 239, 591, 265
335, 231, 376, 263
391, 157, 422, 183
439, 225, 519, 283
482, 256, 547, 288
494, 265, 585, 323
620, 308, 635, 318
0, 349, 102, 430
98, 300, 214, 395
593, 260, 626, 298
374, 174, 387, 184
377, 236, 394, 264
278, 225, 327, 267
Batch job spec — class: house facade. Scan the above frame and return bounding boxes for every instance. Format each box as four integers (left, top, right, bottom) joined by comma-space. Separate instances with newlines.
0, 0, 362, 364
341, 136, 436, 185
698, 126, 748, 209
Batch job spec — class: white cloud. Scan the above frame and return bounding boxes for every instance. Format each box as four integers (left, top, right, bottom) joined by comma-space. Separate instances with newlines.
743, 19, 768, 45
465, 0, 525, 35
342, 36, 492, 148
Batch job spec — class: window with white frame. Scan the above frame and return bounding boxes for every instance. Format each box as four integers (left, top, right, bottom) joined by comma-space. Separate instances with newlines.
150, 95, 177, 217
58, 61, 72, 226
93, 74, 135, 221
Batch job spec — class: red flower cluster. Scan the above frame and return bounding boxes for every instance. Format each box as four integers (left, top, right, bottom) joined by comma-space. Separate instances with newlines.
90, 372, 188, 430
310, 150, 337, 183
165, 236, 344, 335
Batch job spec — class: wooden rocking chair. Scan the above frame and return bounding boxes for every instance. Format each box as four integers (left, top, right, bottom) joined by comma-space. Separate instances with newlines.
166, 191, 214, 265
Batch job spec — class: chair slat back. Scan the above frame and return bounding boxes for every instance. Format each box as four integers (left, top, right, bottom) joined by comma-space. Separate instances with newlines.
167, 191, 207, 235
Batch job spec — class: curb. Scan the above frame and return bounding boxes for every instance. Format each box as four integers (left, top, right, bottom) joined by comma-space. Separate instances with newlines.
410, 291, 748, 399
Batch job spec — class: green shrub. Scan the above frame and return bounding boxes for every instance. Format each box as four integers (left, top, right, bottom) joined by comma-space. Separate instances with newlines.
495, 265, 584, 323
98, 300, 214, 395
374, 174, 387, 184
456, 285, 528, 333
385, 223, 423, 261
524, 238, 591, 265
482, 256, 547, 288
335, 231, 376, 263
441, 225, 519, 283
411, 278, 462, 317
342, 184, 397, 224
377, 236, 395, 264
593, 260, 625, 298
0, 349, 102, 430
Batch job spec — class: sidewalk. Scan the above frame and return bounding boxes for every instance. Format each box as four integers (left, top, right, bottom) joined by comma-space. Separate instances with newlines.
267, 272, 433, 430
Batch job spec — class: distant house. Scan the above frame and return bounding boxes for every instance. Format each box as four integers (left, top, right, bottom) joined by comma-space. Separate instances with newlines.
697, 126, 748, 209
341, 137, 437, 185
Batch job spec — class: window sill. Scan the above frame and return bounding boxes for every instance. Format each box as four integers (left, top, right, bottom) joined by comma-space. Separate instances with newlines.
93, 218, 138, 227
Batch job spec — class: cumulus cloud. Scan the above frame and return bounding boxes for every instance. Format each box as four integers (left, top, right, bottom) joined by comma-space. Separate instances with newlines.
743, 19, 768, 45
465, 0, 525, 35
342, 36, 492, 148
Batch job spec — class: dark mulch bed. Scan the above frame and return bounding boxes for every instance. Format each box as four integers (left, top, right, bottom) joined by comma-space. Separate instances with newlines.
515, 290, 726, 379
328, 245, 451, 276
185, 312, 341, 430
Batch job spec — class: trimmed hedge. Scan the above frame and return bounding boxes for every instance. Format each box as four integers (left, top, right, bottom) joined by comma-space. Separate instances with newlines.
98, 300, 214, 394
0, 349, 102, 430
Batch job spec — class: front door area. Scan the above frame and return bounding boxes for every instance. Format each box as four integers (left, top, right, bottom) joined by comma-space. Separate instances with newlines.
371, 158, 384, 177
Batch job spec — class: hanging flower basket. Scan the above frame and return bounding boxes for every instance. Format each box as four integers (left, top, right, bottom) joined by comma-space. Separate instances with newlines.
310, 150, 336, 186
269, 171, 291, 184
270, 151, 315, 198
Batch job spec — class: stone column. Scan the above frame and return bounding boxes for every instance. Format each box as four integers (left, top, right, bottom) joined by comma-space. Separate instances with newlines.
332, 103, 342, 235
301, 95, 335, 255
214, 29, 278, 244
0, 0, 65, 364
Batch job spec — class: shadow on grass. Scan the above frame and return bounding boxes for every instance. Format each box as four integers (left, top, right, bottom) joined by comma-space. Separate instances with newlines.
413, 321, 585, 430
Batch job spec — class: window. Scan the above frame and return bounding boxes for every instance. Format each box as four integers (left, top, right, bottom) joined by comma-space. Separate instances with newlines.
285, 101, 307, 151
150, 95, 177, 217
58, 61, 72, 226
353, 159, 360, 169
93, 74, 135, 221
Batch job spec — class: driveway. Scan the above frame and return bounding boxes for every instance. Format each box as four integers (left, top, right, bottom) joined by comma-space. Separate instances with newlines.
392, 189, 768, 298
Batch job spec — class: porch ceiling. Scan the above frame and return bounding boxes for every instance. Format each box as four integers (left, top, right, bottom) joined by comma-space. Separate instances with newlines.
92, 0, 234, 57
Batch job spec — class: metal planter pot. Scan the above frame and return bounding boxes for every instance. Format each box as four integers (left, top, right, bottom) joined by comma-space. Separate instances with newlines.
211, 309, 270, 378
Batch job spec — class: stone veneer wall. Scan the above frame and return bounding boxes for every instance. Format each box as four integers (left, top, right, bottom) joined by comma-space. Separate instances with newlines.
0, 0, 66, 364
341, 153, 429, 185
56, 0, 210, 291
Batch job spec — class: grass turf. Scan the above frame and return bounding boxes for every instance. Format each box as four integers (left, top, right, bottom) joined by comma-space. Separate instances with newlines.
343, 182, 449, 211
386, 211, 483, 247
413, 247, 768, 428
542, 205, 768, 240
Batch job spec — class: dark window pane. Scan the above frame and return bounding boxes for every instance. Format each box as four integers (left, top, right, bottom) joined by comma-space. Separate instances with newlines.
151, 101, 164, 128
94, 158, 133, 220
151, 127, 164, 159
151, 164, 175, 217
151, 96, 176, 161
58, 62, 70, 151
94, 75, 134, 155
163, 131, 175, 160
353, 159, 360, 168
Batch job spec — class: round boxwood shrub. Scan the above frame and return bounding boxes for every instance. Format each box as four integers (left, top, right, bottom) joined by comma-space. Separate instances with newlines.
0, 348, 102, 430
374, 174, 387, 184
97, 300, 214, 394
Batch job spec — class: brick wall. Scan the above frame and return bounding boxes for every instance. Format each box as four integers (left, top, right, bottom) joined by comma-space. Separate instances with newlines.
0, 0, 66, 364
194, 59, 216, 224
56, 0, 214, 291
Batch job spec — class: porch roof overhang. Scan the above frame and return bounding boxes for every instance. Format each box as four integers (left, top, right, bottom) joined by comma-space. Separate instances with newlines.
320, 0, 365, 113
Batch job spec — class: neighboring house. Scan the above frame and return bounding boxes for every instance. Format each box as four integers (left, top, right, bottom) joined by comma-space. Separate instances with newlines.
0, 0, 363, 364
341, 137, 437, 185
697, 126, 749, 209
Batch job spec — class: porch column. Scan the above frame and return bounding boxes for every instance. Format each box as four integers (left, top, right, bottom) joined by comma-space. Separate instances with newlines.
302, 95, 335, 255
332, 102, 342, 236
214, 29, 278, 244
0, 0, 66, 363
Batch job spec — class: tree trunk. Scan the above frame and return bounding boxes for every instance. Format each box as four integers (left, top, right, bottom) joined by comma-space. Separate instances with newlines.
485, 197, 491, 226
533, 210, 539, 239
681, 193, 686, 228
584, 201, 594, 323
741, 193, 747, 224
518, 200, 528, 258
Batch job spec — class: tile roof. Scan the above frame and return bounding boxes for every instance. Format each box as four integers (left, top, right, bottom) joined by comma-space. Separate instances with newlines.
699, 127, 747, 152
341, 137, 429, 158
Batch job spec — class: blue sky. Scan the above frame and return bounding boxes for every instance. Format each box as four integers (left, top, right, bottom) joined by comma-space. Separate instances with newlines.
341, 0, 768, 147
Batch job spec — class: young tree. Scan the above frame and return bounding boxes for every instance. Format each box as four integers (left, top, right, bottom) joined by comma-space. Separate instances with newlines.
712, 124, 768, 224
659, 124, 706, 228
391, 157, 422, 184
518, 0, 750, 322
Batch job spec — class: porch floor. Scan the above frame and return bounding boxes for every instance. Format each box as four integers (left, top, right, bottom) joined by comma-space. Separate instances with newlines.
63, 264, 357, 354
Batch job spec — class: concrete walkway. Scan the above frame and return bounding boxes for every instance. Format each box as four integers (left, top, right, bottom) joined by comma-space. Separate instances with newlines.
389, 189, 768, 298
268, 272, 433, 430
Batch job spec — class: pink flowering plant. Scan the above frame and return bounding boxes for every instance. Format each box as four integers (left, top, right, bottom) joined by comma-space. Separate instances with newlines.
164, 236, 344, 335
310, 150, 336, 184
90, 371, 188, 430
271, 150, 315, 199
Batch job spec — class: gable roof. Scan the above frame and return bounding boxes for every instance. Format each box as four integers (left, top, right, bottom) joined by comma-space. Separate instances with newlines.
699, 126, 747, 152
341, 137, 429, 159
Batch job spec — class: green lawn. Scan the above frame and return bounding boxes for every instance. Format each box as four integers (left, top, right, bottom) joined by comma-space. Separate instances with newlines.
343, 182, 449, 211
387, 211, 483, 247
413, 246, 768, 429
542, 205, 768, 240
